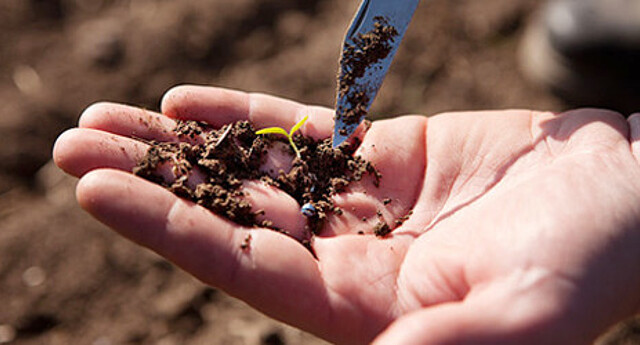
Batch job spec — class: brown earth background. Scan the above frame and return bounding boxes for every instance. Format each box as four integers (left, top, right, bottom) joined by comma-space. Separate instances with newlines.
0, 0, 638, 344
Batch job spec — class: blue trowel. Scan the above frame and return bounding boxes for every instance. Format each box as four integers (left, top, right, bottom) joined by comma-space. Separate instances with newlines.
332, 0, 421, 148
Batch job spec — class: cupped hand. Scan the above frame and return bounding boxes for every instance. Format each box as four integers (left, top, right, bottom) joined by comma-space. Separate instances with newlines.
53, 86, 640, 345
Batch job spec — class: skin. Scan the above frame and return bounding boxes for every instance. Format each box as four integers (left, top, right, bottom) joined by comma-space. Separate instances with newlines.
53, 85, 640, 345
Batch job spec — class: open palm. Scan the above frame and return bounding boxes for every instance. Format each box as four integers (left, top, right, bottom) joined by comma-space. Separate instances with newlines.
54, 86, 640, 345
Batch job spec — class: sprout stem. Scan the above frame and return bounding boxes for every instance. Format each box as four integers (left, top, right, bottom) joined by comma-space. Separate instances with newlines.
255, 115, 309, 159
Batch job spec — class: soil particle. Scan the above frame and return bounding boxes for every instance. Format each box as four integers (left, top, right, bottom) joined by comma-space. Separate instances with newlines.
134, 119, 381, 240
260, 220, 274, 228
175, 120, 205, 140
336, 16, 399, 126
240, 234, 252, 251
394, 210, 413, 227
261, 330, 285, 345
383, 198, 392, 205
373, 221, 391, 237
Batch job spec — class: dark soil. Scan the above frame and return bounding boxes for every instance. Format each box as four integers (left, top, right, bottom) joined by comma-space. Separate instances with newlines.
337, 16, 398, 126
373, 221, 391, 237
133, 119, 381, 239
1, 0, 637, 344
134, 121, 265, 228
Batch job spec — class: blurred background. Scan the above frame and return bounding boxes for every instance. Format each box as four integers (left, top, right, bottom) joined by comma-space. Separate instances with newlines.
0, 0, 637, 344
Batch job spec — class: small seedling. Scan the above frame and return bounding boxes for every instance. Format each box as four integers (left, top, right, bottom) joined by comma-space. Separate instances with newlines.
255, 115, 308, 159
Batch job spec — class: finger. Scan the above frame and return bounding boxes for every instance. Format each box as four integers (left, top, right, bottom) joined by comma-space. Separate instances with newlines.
242, 180, 307, 240
160, 85, 334, 139
373, 303, 509, 345
628, 113, 640, 162
374, 295, 569, 345
324, 116, 427, 236
53, 128, 148, 177
323, 192, 389, 236
79, 102, 177, 142
55, 128, 309, 237
543, 108, 628, 151
373, 270, 593, 345
353, 115, 426, 205
54, 127, 210, 189
77, 169, 330, 335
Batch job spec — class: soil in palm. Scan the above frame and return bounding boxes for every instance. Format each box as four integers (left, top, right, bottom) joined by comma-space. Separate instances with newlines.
133, 119, 381, 241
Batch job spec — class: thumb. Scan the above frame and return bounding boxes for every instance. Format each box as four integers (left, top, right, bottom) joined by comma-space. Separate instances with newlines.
372, 282, 594, 345
372, 301, 507, 345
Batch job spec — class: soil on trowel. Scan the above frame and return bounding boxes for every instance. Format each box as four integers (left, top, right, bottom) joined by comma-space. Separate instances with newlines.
133, 119, 381, 243
336, 16, 399, 127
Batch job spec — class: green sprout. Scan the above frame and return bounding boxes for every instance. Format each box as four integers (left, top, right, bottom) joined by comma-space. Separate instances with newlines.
255, 115, 309, 159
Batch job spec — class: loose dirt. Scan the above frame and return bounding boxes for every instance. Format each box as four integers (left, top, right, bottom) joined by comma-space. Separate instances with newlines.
133, 119, 381, 241
337, 16, 398, 126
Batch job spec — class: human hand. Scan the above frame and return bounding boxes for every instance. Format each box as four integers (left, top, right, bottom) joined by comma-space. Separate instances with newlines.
53, 86, 640, 344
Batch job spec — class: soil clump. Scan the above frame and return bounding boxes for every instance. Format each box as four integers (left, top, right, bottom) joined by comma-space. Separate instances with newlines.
133, 119, 381, 238
337, 16, 399, 126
